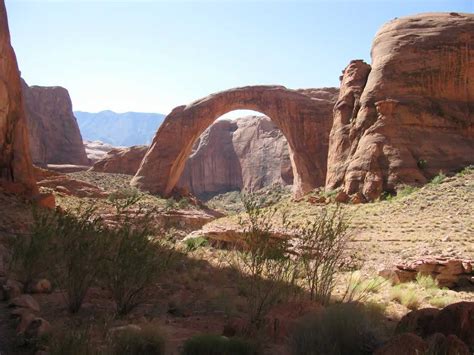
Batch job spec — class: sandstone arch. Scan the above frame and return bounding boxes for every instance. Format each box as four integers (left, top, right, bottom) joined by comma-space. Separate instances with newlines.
131, 85, 338, 197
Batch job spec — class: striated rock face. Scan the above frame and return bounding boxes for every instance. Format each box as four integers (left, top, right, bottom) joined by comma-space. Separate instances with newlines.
326, 13, 474, 201
91, 145, 148, 175
21, 80, 88, 166
132, 86, 338, 197
0, 2, 37, 195
178, 115, 293, 197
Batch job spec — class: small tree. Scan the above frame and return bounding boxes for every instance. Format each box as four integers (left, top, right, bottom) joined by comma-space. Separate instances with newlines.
51, 205, 106, 313
100, 207, 172, 316
230, 195, 297, 330
10, 207, 56, 286
293, 205, 350, 304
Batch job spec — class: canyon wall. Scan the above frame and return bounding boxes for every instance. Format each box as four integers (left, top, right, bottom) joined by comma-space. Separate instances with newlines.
178, 115, 293, 197
0, 2, 37, 195
21, 80, 88, 166
326, 13, 474, 201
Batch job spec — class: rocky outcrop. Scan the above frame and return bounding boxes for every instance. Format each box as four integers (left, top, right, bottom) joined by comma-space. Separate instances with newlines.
0, 2, 37, 196
326, 13, 474, 201
91, 145, 147, 175
132, 86, 338, 198
177, 116, 293, 197
380, 258, 473, 288
21, 80, 88, 166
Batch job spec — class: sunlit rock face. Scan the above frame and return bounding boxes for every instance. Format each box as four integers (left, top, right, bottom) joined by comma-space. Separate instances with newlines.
0, 2, 37, 195
21, 80, 88, 166
177, 115, 293, 198
326, 13, 474, 201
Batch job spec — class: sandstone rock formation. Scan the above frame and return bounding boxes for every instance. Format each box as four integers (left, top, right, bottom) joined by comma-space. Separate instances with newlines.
0, 2, 37, 196
177, 115, 293, 197
326, 13, 474, 201
132, 86, 338, 197
91, 145, 147, 175
21, 79, 88, 166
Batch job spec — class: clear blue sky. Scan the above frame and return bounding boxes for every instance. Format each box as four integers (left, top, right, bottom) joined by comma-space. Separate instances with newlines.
6, 0, 473, 115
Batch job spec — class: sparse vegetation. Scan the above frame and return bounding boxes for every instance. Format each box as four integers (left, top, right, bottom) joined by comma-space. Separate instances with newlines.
9, 207, 56, 286
342, 272, 386, 303
389, 284, 421, 310
415, 273, 439, 290
47, 328, 97, 355
430, 172, 446, 185
230, 195, 297, 330
182, 334, 258, 355
184, 236, 209, 252
293, 205, 350, 304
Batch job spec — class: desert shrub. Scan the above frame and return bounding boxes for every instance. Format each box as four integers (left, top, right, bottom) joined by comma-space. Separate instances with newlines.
108, 189, 142, 213
389, 285, 421, 310
178, 197, 191, 209
184, 236, 209, 252
293, 205, 350, 304
396, 185, 418, 198
342, 272, 386, 303
100, 209, 172, 316
457, 165, 473, 176
10, 207, 56, 286
109, 325, 165, 355
47, 328, 97, 355
182, 334, 258, 355
416, 273, 439, 290
429, 294, 454, 308
430, 172, 446, 185
165, 197, 178, 211
50, 205, 107, 313
288, 303, 387, 355
230, 195, 297, 330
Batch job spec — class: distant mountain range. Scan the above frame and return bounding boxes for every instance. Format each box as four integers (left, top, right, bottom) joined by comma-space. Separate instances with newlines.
74, 110, 165, 146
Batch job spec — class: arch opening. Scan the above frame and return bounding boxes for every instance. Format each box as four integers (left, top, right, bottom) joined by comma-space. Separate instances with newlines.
176, 110, 294, 200
131, 85, 338, 198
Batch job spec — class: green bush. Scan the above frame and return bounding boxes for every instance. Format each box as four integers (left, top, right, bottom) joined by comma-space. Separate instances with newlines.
109, 325, 165, 355
231, 195, 297, 330
49, 205, 107, 314
389, 285, 421, 310
288, 303, 387, 355
430, 172, 446, 185
182, 334, 258, 355
293, 205, 350, 304
10, 208, 56, 286
415, 273, 439, 290
184, 236, 209, 252
100, 211, 171, 315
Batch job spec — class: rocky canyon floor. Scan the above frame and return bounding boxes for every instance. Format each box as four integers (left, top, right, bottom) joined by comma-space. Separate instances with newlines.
0, 167, 472, 354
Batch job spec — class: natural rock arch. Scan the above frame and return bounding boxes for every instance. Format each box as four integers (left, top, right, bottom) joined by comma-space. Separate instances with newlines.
131, 85, 338, 197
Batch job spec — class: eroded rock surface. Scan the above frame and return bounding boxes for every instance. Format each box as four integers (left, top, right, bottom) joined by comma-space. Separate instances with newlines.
0, 2, 37, 195
178, 116, 293, 197
132, 86, 338, 198
91, 145, 148, 175
326, 13, 474, 201
21, 80, 88, 166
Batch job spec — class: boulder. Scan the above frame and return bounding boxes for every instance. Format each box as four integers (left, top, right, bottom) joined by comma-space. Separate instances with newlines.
2, 279, 23, 301
25, 279, 52, 294
374, 333, 428, 355
21, 79, 89, 166
0, 1, 37, 196
326, 13, 474, 201
8, 294, 40, 312
396, 308, 440, 336
426, 333, 471, 355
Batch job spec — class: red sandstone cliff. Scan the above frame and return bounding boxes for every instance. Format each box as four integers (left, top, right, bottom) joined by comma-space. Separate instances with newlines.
21, 79, 88, 166
326, 13, 474, 201
0, 2, 37, 195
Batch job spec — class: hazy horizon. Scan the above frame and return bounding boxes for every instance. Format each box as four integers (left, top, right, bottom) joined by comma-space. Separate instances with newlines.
7, 0, 473, 115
